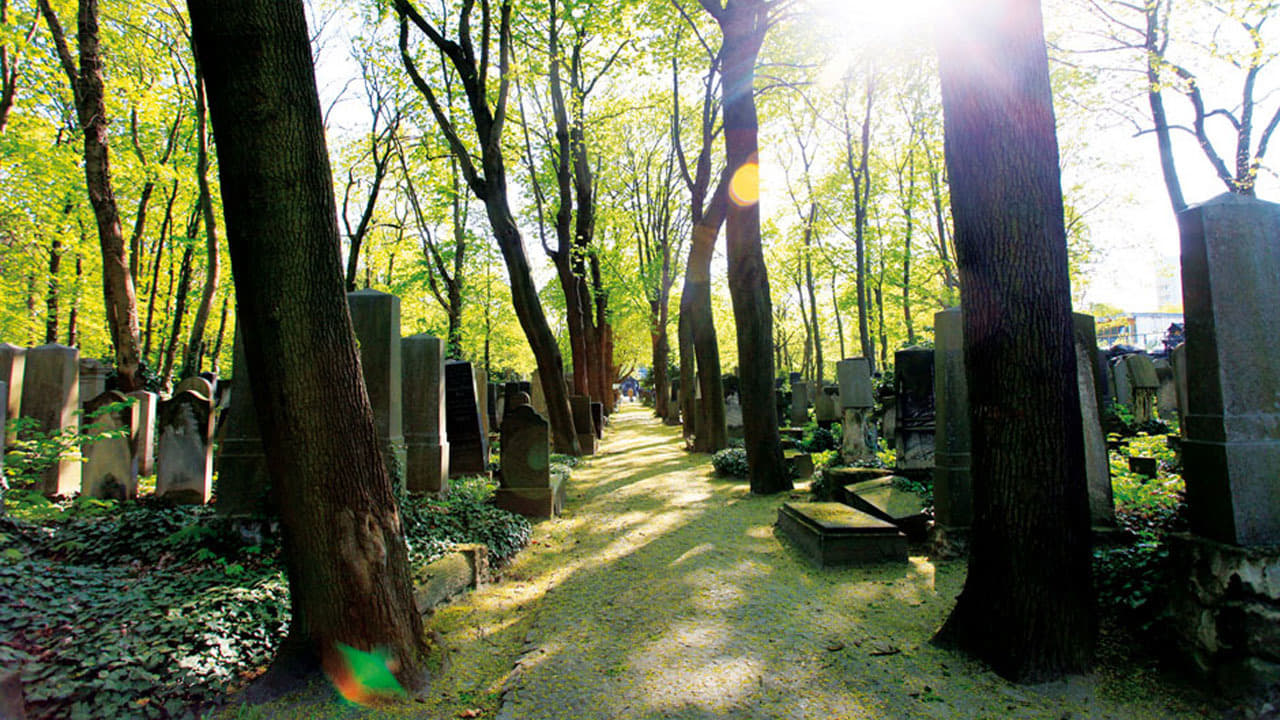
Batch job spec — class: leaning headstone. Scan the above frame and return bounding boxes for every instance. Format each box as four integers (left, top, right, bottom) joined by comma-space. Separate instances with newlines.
77, 358, 110, 410
1073, 313, 1114, 527
403, 334, 451, 495
0, 343, 24, 446
156, 389, 214, 504
19, 344, 80, 496
894, 348, 935, 472
214, 329, 269, 515
348, 289, 406, 483
127, 391, 158, 477
445, 361, 489, 476
495, 400, 565, 518
1111, 356, 1133, 407
81, 391, 136, 499
789, 381, 809, 427
1177, 193, 1280, 546
570, 394, 597, 455
932, 309, 971, 530
590, 401, 604, 440
1123, 354, 1159, 424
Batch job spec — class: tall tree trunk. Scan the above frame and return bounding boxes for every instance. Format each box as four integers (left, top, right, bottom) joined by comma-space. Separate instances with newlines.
1144, 1, 1186, 215
831, 272, 845, 360
210, 295, 229, 374
67, 252, 82, 347
143, 179, 178, 360
683, 178, 729, 452
160, 243, 193, 389
44, 236, 61, 344
704, 0, 786, 493
182, 61, 220, 379
803, 202, 821, 382
188, 0, 429, 692
25, 273, 36, 345
931, 0, 1094, 682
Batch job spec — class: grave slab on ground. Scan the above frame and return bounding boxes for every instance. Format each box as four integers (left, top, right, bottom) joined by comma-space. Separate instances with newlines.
777, 501, 907, 567
840, 476, 929, 542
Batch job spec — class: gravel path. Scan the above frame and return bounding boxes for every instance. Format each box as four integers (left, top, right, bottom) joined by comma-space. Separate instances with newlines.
419, 404, 1219, 720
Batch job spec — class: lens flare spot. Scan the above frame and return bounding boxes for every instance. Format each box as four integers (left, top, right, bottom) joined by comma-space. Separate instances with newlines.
729, 162, 760, 207
326, 642, 406, 706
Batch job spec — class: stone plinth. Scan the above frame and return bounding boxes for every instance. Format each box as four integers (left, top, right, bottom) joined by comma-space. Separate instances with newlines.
20, 344, 80, 496
570, 394, 596, 455
1177, 193, 1280, 546
784, 450, 813, 479
157, 389, 214, 504
932, 309, 970, 528
445, 361, 489, 476
777, 502, 908, 567
403, 334, 450, 495
348, 289, 406, 484
81, 391, 136, 499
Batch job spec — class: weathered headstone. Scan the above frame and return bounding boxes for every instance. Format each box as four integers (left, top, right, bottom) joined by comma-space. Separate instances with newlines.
127, 391, 158, 477
1177, 193, 1280, 546
19, 344, 80, 496
1073, 313, 1114, 527
836, 358, 875, 463
894, 348, 935, 472
590, 401, 604, 440
1123, 354, 1159, 424
570, 394, 597, 455
0, 343, 24, 446
814, 386, 839, 429
725, 393, 744, 439
81, 391, 136, 500
173, 375, 215, 399
403, 334, 451, 495
789, 380, 809, 427
214, 330, 269, 515
348, 289, 406, 482
503, 381, 521, 425
932, 309, 971, 529
1171, 342, 1188, 437
1153, 358, 1178, 423
156, 389, 214, 504
77, 358, 110, 410
445, 361, 489, 476
1111, 356, 1133, 407
495, 401, 565, 518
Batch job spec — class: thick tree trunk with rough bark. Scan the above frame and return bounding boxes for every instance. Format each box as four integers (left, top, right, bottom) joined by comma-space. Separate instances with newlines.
188, 0, 429, 692
704, 0, 785, 492
931, 0, 1095, 683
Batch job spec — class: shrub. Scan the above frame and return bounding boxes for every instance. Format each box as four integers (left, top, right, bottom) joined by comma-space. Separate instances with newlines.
801, 425, 838, 453
398, 475, 532, 566
711, 447, 749, 478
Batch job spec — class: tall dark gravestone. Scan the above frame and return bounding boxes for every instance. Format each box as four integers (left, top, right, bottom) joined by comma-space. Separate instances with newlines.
894, 348, 935, 473
347, 289, 406, 484
445, 361, 489, 476
403, 334, 451, 495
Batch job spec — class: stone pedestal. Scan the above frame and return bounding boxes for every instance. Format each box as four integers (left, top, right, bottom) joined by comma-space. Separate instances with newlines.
894, 348, 935, 472
0, 343, 24, 447
1177, 193, 1280, 546
157, 389, 214, 504
1074, 313, 1114, 527
81, 391, 136, 499
933, 309, 971, 529
403, 334, 450, 495
20, 344, 80, 496
348, 289, 406, 485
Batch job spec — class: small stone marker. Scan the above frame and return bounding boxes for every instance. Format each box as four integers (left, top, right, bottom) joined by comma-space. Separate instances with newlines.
20, 344, 81, 496
1128, 456, 1158, 478
173, 375, 215, 399
495, 400, 565, 518
570, 394, 596, 455
81, 391, 136, 499
0, 343, 25, 446
777, 502, 908, 567
445, 360, 489, 476
403, 334, 451, 495
156, 389, 215, 504
1111, 357, 1133, 407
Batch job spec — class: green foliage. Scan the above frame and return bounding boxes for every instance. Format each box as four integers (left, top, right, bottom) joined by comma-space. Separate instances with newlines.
800, 423, 839, 453
808, 450, 840, 501
710, 447, 750, 478
1104, 402, 1172, 438
399, 475, 533, 566
4, 401, 134, 496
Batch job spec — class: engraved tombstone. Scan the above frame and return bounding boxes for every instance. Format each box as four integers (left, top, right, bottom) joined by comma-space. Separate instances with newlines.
81, 391, 136, 499
403, 334, 451, 495
20, 344, 80, 495
495, 400, 565, 518
156, 389, 214, 504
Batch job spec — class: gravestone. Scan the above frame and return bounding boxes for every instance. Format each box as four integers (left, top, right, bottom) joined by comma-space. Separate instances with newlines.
403, 334, 451, 495
725, 394, 744, 439
1123, 354, 1159, 424
530, 368, 547, 416
777, 502, 908, 567
932, 309, 971, 529
1177, 193, 1280, 546
1111, 357, 1133, 406
814, 386, 839, 429
474, 367, 489, 438
591, 401, 604, 440
790, 381, 809, 427
487, 383, 501, 430
348, 289, 407, 481
1171, 342, 1188, 437
842, 475, 930, 542
1073, 313, 1114, 527
570, 394, 597, 455
1153, 358, 1178, 423
837, 358, 875, 463
894, 348, 935, 472
20, 344, 80, 496
174, 375, 214, 399
495, 401, 565, 518
503, 382, 521, 425
774, 389, 788, 427
156, 389, 214, 504
0, 344, 25, 446
214, 330, 269, 515
78, 358, 110, 409
81, 391, 136, 499
1097, 349, 1114, 408
445, 361, 488, 476
127, 391, 157, 477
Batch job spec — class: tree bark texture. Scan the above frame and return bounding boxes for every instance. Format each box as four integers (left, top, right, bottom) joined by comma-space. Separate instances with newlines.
932, 0, 1094, 682
182, 60, 220, 380
188, 0, 429, 692
706, 0, 786, 493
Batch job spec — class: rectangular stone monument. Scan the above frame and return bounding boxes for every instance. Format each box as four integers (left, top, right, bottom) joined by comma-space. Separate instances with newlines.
78, 358, 110, 409
157, 388, 214, 504
348, 290, 407, 482
1122, 353, 1159, 424
0, 344, 24, 447
127, 391, 157, 477
1111, 357, 1133, 406
20, 344, 80, 496
932, 309, 971, 529
1177, 193, 1280, 546
814, 386, 839, 429
570, 394, 596, 455
790, 381, 809, 427
445, 361, 489, 476
81, 391, 137, 499
214, 329, 269, 515
495, 404, 565, 518
894, 348, 935, 472
1073, 313, 1114, 527
403, 334, 451, 495
590, 401, 604, 440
